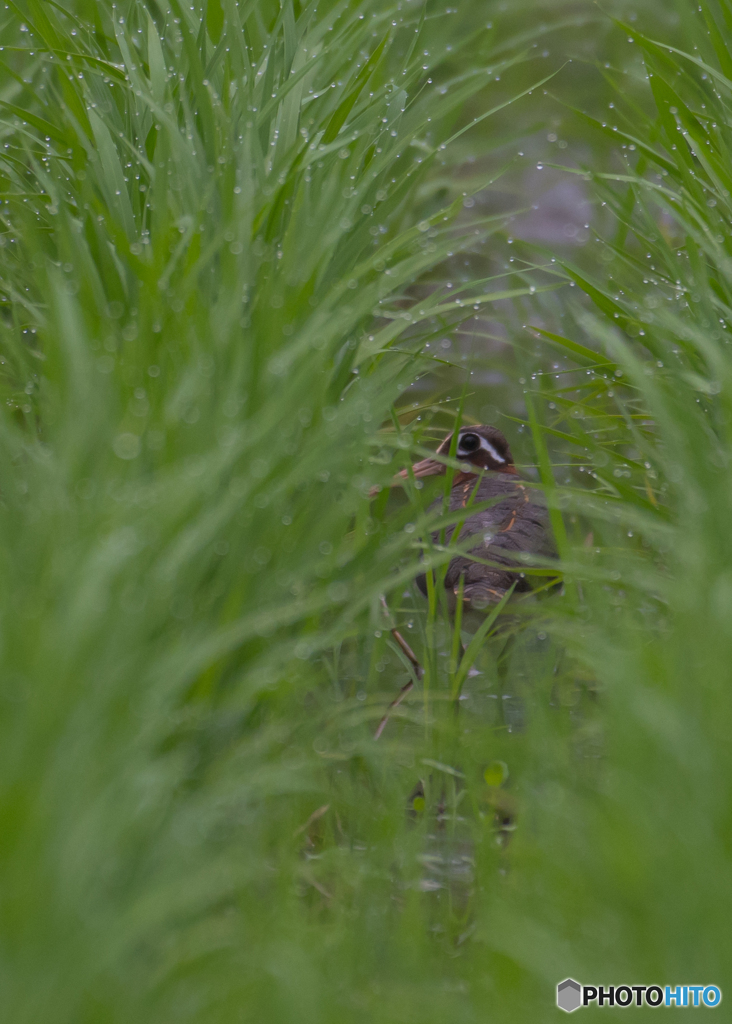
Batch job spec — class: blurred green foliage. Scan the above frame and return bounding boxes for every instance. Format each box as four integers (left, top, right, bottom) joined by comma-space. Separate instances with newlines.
1, 0, 731, 1021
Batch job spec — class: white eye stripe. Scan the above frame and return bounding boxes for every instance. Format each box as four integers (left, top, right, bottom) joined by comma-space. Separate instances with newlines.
479, 437, 505, 463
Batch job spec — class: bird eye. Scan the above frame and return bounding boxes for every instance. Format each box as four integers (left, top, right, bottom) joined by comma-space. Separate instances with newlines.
459, 433, 480, 453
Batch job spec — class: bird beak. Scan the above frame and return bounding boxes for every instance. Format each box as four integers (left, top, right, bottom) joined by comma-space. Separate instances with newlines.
367, 457, 446, 498
400, 457, 446, 480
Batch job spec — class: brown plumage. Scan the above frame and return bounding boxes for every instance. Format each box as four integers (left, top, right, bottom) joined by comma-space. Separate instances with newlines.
403, 425, 556, 609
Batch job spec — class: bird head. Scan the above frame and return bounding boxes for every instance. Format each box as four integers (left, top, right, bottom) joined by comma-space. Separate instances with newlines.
403, 425, 517, 483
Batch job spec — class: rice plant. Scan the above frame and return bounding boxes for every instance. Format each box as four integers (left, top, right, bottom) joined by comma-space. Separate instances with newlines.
2, 0, 731, 1020
478, 0, 732, 1010
0, 1, 564, 1020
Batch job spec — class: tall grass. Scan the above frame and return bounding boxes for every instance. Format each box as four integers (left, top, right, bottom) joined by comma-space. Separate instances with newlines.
489, 0, 732, 1011
2, 0, 732, 1020
0, 1, 558, 1020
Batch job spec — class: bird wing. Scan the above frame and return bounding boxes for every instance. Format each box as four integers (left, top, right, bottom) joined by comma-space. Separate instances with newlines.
446, 479, 555, 599
416, 476, 555, 604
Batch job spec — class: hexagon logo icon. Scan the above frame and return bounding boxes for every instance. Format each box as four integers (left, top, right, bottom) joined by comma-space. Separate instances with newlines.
557, 978, 582, 1013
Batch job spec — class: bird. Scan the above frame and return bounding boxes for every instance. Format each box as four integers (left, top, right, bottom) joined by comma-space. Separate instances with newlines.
401, 424, 556, 609
372, 425, 555, 739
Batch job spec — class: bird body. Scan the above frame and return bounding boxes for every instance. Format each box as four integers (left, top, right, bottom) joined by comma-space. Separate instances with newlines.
373, 424, 553, 738
417, 470, 554, 608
